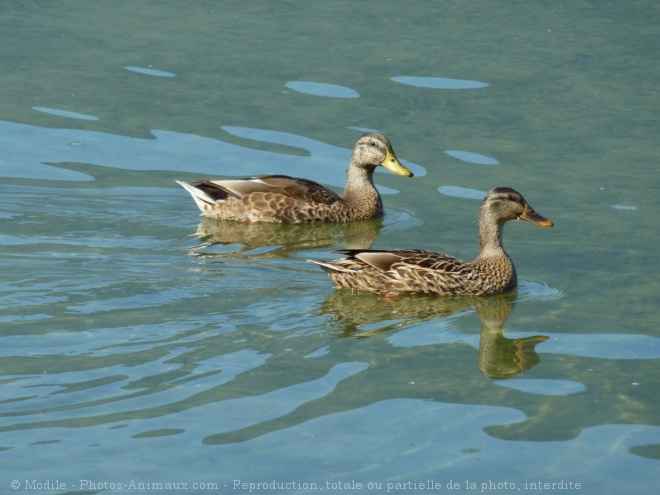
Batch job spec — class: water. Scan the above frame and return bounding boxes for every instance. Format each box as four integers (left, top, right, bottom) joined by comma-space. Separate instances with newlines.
1, 1, 658, 494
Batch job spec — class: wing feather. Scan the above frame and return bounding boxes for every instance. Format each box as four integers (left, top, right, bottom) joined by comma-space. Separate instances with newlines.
195, 175, 341, 205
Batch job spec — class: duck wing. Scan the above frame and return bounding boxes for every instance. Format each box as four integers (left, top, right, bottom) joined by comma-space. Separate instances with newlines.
195, 175, 341, 205
335, 249, 467, 273
257, 175, 342, 205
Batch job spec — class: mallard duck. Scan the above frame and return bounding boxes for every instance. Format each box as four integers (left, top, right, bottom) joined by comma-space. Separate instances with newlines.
308, 187, 553, 296
176, 132, 413, 223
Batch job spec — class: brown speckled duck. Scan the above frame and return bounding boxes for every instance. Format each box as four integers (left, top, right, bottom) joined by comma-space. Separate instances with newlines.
176, 132, 412, 223
308, 187, 553, 296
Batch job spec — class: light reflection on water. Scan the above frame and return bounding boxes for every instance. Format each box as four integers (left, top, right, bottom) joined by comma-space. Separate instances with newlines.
32, 107, 100, 121
285, 81, 360, 98
0, 120, 424, 189
391, 76, 489, 89
124, 66, 177, 78
445, 149, 500, 165
437, 185, 486, 200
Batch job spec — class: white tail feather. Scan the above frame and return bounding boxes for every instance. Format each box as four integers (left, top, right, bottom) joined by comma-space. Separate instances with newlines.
307, 259, 356, 273
175, 180, 219, 213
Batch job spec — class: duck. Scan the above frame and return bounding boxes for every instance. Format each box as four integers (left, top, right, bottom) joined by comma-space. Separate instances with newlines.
176, 132, 413, 223
307, 187, 553, 296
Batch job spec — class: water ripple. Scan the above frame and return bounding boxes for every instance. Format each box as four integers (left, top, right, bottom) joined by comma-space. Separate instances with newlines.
445, 150, 499, 165
381, 209, 424, 233
125, 66, 176, 77
517, 278, 565, 302
493, 379, 586, 396
0, 121, 426, 185
536, 333, 660, 360
285, 81, 359, 98
32, 107, 99, 121
437, 186, 486, 200
391, 76, 489, 89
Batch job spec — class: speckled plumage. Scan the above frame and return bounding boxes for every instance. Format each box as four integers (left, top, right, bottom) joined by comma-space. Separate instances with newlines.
308, 187, 554, 296
176, 133, 412, 223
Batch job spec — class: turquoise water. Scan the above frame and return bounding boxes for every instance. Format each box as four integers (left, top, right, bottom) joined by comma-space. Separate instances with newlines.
1, 2, 659, 494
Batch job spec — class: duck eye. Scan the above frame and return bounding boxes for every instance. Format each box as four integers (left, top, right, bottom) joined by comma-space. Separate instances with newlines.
369, 140, 377, 147
506, 194, 515, 201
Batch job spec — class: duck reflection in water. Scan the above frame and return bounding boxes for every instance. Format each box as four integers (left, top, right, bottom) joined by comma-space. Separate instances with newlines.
474, 295, 549, 379
319, 291, 548, 378
189, 216, 383, 259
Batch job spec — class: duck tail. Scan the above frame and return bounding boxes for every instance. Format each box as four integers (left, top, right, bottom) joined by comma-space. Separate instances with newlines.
176, 180, 221, 212
307, 259, 356, 274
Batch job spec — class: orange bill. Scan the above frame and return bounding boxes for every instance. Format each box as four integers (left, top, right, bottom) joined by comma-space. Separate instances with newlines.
520, 205, 554, 227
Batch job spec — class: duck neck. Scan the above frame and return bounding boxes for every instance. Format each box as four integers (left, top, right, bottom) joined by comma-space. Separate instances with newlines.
342, 165, 382, 214
476, 210, 508, 260
471, 203, 518, 292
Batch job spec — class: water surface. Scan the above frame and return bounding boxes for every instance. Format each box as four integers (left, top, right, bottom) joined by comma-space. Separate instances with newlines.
1, 2, 658, 494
